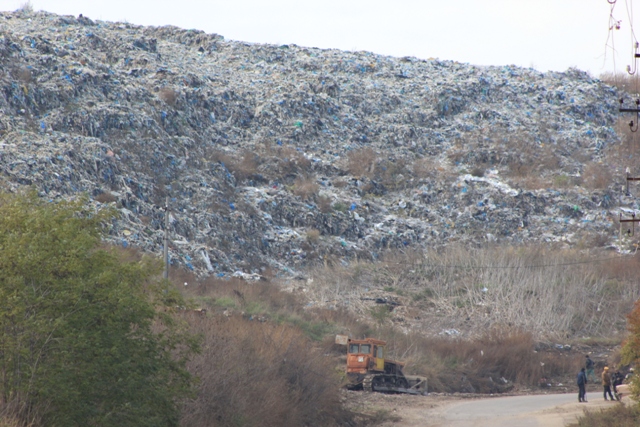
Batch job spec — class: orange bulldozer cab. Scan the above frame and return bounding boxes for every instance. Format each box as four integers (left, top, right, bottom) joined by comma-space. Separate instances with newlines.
346, 338, 404, 375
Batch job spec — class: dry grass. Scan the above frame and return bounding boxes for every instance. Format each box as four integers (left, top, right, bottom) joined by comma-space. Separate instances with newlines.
0, 401, 40, 427
569, 404, 640, 427
602, 118, 640, 174
413, 157, 439, 179
582, 162, 614, 190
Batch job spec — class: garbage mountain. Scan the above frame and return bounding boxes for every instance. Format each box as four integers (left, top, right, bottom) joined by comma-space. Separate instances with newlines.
0, 9, 628, 278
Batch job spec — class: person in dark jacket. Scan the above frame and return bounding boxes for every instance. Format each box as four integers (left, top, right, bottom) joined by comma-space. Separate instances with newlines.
577, 367, 587, 402
602, 366, 614, 401
612, 369, 624, 399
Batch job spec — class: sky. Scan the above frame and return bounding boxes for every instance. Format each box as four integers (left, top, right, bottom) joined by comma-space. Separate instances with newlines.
0, 0, 636, 76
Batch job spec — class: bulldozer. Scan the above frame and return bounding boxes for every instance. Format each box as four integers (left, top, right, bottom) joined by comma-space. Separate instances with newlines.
336, 335, 426, 395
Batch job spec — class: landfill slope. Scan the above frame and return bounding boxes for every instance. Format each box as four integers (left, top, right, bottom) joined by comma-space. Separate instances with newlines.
0, 10, 626, 278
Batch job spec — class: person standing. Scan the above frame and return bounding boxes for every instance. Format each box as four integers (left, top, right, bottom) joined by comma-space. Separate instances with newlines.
602, 366, 614, 401
612, 369, 624, 400
577, 367, 587, 402
585, 355, 596, 382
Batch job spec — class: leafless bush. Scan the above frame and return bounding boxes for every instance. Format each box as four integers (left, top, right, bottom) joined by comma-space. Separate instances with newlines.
231, 150, 260, 181
180, 316, 352, 427
175, 277, 354, 426
94, 191, 117, 204
293, 176, 319, 200
377, 157, 410, 190
599, 71, 640, 93
347, 148, 376, 178
304, 246, 640, 340
413, 157, 439, 179
158, 87, 178, 107
16, 2, 33, 13
575, 231, 612, 249
317, 195, 333, 213
332, 179, 348, 188
12, 67, 32, 84
306, 228, 321, 243
382, 327, 580, 392
207, 150, 260, 181
273, 147, 311, 175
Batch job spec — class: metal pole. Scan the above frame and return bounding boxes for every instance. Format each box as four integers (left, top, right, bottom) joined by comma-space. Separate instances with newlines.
163, 196, 169, 279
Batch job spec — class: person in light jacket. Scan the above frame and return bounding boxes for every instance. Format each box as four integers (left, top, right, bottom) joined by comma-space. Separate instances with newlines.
602, 366, 614, 401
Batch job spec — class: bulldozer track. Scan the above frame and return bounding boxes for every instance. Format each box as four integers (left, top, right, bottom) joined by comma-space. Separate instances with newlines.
363, 375, 374, 392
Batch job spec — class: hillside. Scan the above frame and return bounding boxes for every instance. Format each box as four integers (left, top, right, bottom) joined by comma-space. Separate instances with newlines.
1, 9, 633, 282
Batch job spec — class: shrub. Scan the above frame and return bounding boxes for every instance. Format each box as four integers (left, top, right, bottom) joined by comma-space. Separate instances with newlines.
180, 316, 353, 427
175, 276, 356, 427
12, 67, 32, 84
275, 147, 311, 175
293, 176, 319, 200
231, 150, 260, 181
377, 157, 410, 190
0, 192, 196, 427
317, 195, 333, 213
16, 2, 33, 13
306, 228, 321, 243
159, 87, 178, 107
347, 148, 376, 178
333, 202, 348, 212
94, 191, 117, 204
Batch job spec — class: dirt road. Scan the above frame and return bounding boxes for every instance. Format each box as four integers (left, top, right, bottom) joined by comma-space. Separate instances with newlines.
352, 391, 620, 427
425, 393, 614, 427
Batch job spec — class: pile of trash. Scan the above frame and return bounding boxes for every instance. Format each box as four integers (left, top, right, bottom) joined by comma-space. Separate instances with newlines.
0, 9, 629, 278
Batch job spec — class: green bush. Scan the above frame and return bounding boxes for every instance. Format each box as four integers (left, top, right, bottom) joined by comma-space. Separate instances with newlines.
0, 192, 196, 427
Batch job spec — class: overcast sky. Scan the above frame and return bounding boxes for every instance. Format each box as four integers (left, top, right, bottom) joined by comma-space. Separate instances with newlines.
0, 0, 636, 76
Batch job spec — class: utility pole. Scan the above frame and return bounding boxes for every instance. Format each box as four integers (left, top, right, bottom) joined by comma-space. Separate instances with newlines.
620, 171, 640, 238
627, 171, 640, 195
163, 196, 169, 280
